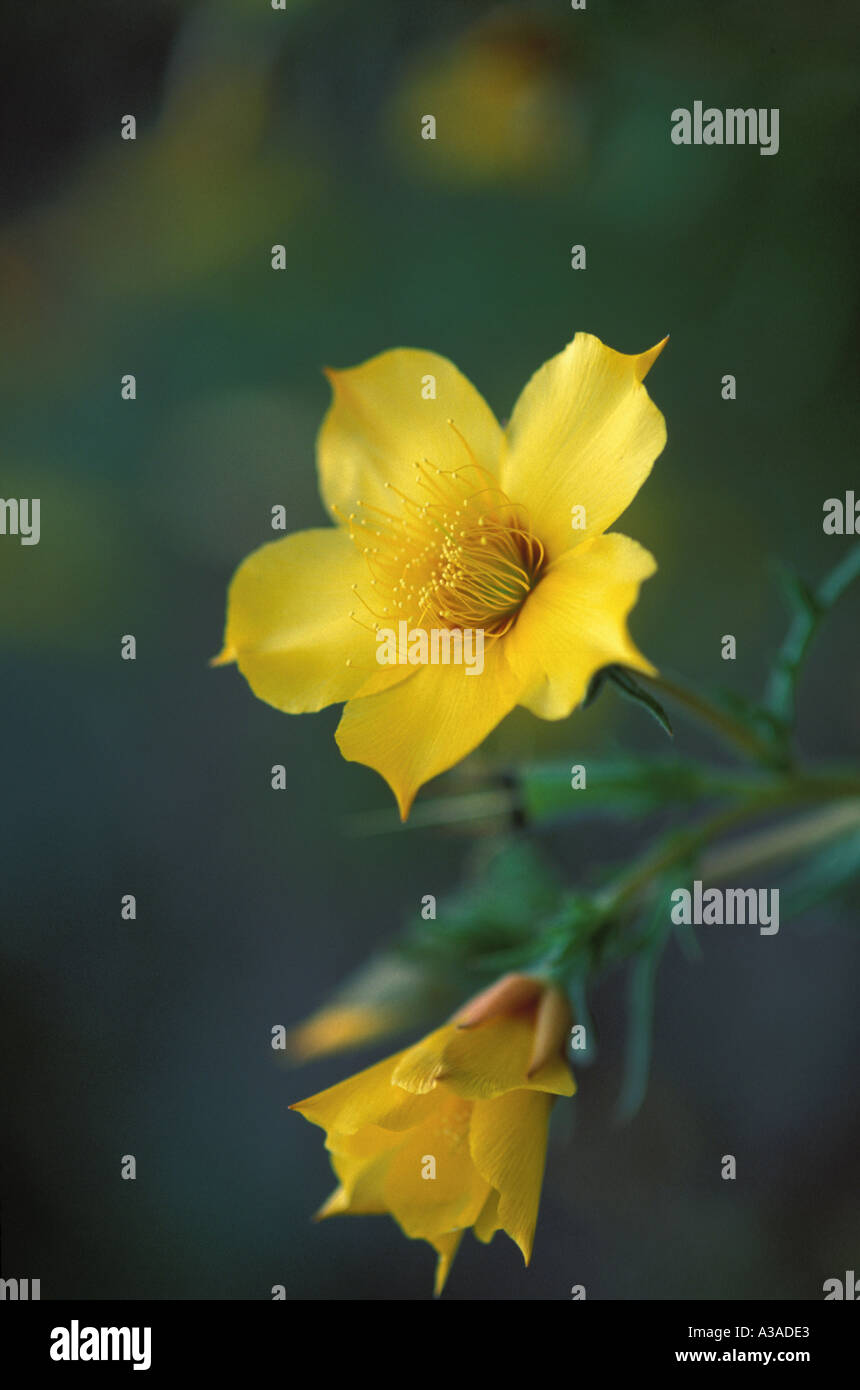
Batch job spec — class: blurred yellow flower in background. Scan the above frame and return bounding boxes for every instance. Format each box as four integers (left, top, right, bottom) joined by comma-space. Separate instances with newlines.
217, 333, 667, 817
287, 1003, 398, 1063
284, 952, 457, 1062
291, 975, 574, 1293
384, 15, 584, 187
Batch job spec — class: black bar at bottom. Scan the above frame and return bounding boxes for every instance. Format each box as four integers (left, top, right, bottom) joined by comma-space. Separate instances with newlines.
0, 1298, 855, 1375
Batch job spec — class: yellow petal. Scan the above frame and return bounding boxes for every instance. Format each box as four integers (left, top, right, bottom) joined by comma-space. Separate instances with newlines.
220, 527, 400, 714
388, 1024, 455, 1095
291, 1052, 431, 1136
320, 1140, 470, 1295
351, 664, 421, 699
469, 1089, 554, 1263
432, 1230, 464, 1296
381, 1093, 490, 1240
321, 1101, 490, 1240
473, 1188, 501, 1245
317, 348, 504, 521
505, 533, 657, 720
324, 1122, 403, 1162
392, 1017, 575, 1100
335, 640, 525, 820
315, 1151, 391, 1217
315, 1185, 350, 1219
324, 1140, 396, 1215
500, 333, 667, 561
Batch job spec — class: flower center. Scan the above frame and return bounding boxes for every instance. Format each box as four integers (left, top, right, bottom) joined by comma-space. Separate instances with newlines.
341, 439, 545, 640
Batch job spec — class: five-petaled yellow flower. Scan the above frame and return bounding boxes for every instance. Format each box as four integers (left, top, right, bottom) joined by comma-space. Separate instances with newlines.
291, 974, 574, 1294
216, 334, 667, 817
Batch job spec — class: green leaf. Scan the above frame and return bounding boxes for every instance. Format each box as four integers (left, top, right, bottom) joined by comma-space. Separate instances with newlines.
605, 666, 674, 737
816, 544, 860, 607
616, 884, 674, 1121
517, 755, 750, 825
778, 826, 860, 922
673, 919, 703, 962
539, 894, 606, 969
566, 969, 597, 1066
704, 684, 789, 763
405, 836, 562, 966
581, 667, 611, 709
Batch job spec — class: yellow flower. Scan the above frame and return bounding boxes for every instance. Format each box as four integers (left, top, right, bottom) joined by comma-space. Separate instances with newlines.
216, 334, 667, 817
291, 975, 575, 1294
286, 1003, 400, 1063
385, 20, 580, 187
285, 953, 453, 1062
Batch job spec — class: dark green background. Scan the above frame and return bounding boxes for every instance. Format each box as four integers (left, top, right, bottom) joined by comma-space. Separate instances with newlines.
1, 0, 858, 1299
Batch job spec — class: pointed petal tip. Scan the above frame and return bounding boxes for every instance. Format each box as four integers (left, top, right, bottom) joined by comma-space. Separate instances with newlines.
313, 1189, 346, 1222
510, 1226, 534, 1268
396, 788, 416, 822
209, 645, 236, 668
434, 1247, 457, 1296
322, 365, 346, 396
323, 363, 357, 390
636, 335, 670, 381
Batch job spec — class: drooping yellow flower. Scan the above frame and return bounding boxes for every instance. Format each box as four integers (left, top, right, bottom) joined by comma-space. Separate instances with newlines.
216, 334, 667, 817
291, 975, 575, 1294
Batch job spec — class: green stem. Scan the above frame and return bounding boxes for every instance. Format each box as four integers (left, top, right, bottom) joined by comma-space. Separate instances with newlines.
701, 799, 860, 881
765, 545, 860, 728
604, 802, 760, 914
602, 780, 860, 918
644, 671, 778, 764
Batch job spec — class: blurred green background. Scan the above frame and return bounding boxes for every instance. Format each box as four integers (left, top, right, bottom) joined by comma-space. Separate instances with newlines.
1, 0, 858, 1299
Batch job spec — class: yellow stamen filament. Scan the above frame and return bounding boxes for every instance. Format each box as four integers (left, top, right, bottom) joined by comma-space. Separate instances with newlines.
334, 432, 544, 640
